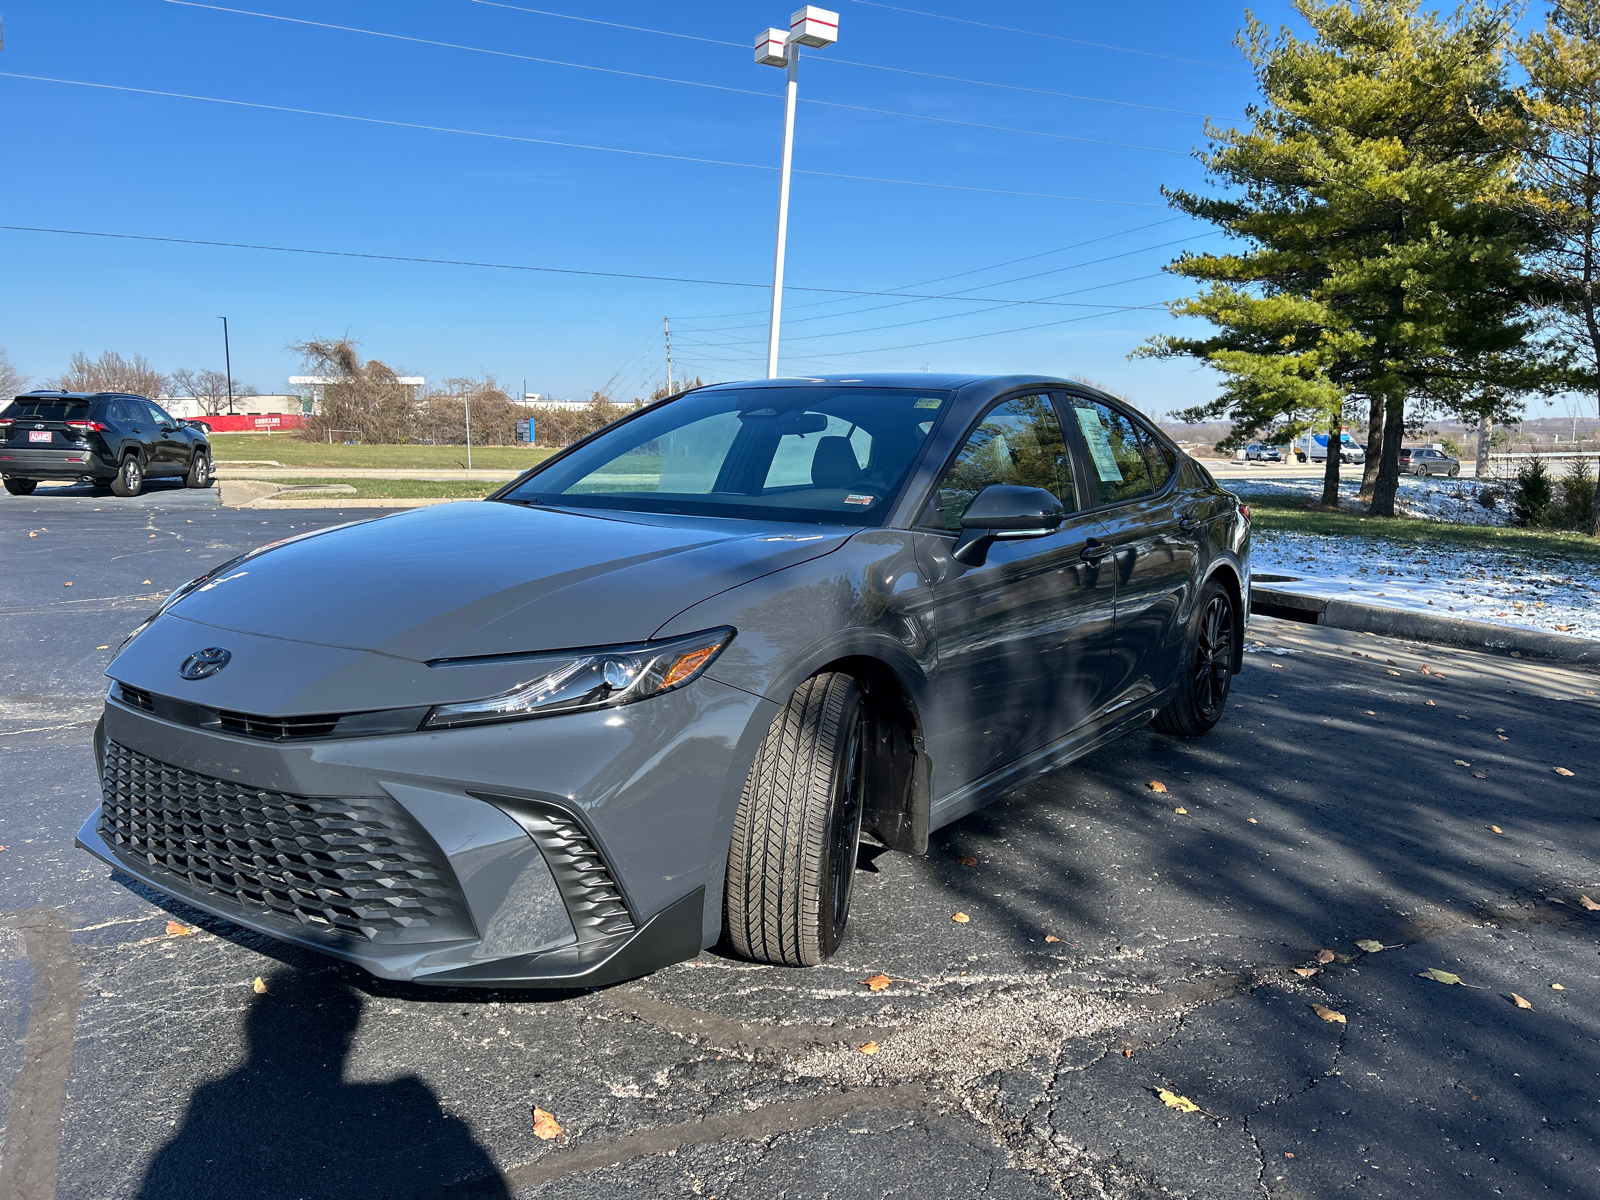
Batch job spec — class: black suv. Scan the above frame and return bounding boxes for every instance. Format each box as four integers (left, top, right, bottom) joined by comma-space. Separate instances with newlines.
0, 391, 213, 497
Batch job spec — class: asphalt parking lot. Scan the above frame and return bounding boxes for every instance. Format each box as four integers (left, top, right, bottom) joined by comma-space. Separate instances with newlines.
3, 486, 1598, 1200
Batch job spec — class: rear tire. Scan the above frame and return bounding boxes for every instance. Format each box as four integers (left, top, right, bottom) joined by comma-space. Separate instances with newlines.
1152, 578, 1238, 738
3, 478, 37, 496
185, 451, 212, 489
725, 673, 867, 966
110, 455, 144, 498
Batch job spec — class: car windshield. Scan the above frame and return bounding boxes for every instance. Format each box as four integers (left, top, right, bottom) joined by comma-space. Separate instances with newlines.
4, 399, 91, 421
499, 386, 949, 525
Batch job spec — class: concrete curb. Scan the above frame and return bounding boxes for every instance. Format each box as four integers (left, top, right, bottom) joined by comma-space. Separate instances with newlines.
1251, 585, 1598, 663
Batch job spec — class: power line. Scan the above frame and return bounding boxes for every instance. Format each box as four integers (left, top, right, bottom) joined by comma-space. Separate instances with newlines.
0, 72, 1164, 207
673, 216, 1188, 322
845, 0, 1246, 72
166, 2, 1187, 156
0, 222, 1184, 307
469, 0, 1232, 118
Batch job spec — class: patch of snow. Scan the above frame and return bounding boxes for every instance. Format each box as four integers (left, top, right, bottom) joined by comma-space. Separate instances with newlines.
1225, 475, 1511, 526
1251, 530, 1600, 642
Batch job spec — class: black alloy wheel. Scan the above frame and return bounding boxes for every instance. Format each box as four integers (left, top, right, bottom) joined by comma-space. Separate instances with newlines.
4, 478, 37, 496
110, 455, 144, 498
1152, 578, 1238, 737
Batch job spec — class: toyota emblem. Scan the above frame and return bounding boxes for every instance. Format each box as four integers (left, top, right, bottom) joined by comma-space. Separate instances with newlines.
178, 647, 232, 680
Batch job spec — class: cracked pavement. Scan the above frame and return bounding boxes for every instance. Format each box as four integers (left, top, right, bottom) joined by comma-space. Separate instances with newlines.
3, 488, 1599, 1199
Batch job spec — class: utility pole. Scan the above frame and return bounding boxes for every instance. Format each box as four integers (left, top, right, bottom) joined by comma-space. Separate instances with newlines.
755, 8, 838, 379
218, 316, 234, 416
463, 391, 472, 471
664, 316, 674, 398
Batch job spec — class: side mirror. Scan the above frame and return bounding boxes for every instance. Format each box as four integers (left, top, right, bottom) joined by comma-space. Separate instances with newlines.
951, 484, 1066, 566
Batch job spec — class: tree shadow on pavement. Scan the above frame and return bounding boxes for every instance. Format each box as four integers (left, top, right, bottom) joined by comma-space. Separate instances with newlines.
134, 972, 511, 1200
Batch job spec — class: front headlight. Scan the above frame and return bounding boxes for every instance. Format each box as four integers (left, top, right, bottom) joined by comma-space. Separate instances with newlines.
421, 627, 734, 730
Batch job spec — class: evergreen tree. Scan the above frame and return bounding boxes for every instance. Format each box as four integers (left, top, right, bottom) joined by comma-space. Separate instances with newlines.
1144, 0, 1547, 517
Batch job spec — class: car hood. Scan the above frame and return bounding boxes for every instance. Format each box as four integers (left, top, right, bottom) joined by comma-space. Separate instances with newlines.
164, 501, 852, 661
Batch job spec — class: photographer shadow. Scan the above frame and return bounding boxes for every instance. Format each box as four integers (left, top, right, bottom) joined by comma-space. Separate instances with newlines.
135, 973, 510, 1200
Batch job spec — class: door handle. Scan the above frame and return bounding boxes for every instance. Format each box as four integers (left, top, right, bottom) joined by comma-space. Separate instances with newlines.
1178, 512, 1198, 534
1080, 536, 1112, 564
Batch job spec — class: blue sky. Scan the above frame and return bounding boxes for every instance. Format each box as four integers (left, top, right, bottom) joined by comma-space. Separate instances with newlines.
0, 1, 1305, 411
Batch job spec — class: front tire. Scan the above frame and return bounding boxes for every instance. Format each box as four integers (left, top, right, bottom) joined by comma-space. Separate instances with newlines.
726, 673, 867, 966
1153, 579, 1238, 738
186, 451, 212, 489
110, 455, 144, 497
3, 478, 37, 496
1448, 465, 1460, 478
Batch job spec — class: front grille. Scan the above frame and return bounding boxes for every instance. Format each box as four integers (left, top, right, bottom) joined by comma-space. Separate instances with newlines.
214, 710, 341, 740
118, 683, 155, 713
98, 741, 473, 944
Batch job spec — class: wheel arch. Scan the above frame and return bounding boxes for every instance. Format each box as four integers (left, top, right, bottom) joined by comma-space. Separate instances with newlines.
1203, 560, 1246, 673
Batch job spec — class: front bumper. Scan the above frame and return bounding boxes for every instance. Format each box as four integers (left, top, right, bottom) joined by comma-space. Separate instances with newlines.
79, 675, 774, 986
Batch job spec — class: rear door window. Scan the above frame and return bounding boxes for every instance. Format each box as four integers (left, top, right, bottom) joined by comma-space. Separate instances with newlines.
1063, 397, 1175, 506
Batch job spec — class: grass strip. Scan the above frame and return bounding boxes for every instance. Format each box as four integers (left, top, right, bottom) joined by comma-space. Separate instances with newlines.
210, 434, 554, 471
270, 477, 499, 500
1246, 493, 1600, 565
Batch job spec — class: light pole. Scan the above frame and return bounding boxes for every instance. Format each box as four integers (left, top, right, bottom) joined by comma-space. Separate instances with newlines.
754, 7, 838, 379
218, 316, 234, 416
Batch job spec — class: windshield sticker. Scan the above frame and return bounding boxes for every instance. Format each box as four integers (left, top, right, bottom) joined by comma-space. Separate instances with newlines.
844, 493, 875, 506
915, 397, 942, 409
1074, 408, 1124, 483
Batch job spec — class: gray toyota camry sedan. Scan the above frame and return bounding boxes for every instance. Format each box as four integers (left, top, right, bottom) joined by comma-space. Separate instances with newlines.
80, 374, 1249, 987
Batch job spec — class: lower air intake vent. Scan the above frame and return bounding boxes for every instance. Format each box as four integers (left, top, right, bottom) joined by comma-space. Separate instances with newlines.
477, 796, 636, 940
98, 741, 473, 944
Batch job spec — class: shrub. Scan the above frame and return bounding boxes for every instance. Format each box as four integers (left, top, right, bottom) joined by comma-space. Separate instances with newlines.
1559, 458, 1595, 533
1511, 457, 1554, 526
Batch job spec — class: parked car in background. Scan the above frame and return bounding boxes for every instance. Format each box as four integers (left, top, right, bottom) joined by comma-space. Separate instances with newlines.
1292, 431, 1365, 464
0, 390, 213, 497
1243, 443, 1282, 462
182, 418, 213, 434
1400, 446, 1461, 477
80, 373, 1251, 987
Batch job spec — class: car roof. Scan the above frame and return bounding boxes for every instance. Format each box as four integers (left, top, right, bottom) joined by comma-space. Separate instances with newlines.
12, 390, 151, 401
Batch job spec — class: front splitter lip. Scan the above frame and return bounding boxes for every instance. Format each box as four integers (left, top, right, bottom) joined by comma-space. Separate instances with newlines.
76, 809, 708, 988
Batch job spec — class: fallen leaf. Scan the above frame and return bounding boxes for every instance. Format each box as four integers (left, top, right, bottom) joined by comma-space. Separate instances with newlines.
1422, 968, 1462, 985
862, 973, 892, 991
1122, 1048, 1134, 1058
957, 855, 979, 867
1495, 727, 1506, 733
1579, 896, 1600, 911
1284, 1152, 1295, 1159
1498, 734, 1508, 741
1554, 767, 1575, 777
1293, 967, 1318, 978
1388, 669, 1401, 676
1472, 772, 1487, 780
28, 531, 36, 537
1155, 1088, 1200, 1113
952, 912, 970, 924
1247, 817, 1258, 824
1454, 759, 1470, 766
1149, 781, 1168, 793
1173, 806, 1188, 815
63, 582, 72, 587
1313, 1004, 1346, 1024
96, 645, 109, 650
1271, 663, 1284, 669
531, 1106, 563, 1140
1045, 935, 1061, 944
252, 976, 268, 994
1426, 700, 1436, 706
1316, 949, 1335, 964
1552, 983, 1566, 991
858, 1041, 880, 1055
1490, 825, 1503, 834
1510, 993, 1533, 1009
1355, 939, 1384, 953
165, 921, 193, 937
142, 580, 152, 585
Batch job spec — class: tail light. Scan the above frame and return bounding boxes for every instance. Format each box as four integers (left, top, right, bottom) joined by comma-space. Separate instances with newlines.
65, 420, 109, 433
1239, 503, 1252, 525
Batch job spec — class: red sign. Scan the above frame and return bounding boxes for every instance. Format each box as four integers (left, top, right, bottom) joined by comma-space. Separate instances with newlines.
189, 413, 307, 433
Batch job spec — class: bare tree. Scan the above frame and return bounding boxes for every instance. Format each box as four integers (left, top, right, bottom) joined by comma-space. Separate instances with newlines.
292, 337, 416, 443
532, 392, 638, 447
0, 347, 28, 398
53, 350, 167, 398
421, 377, 522, 446
170, 367, 258, 415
